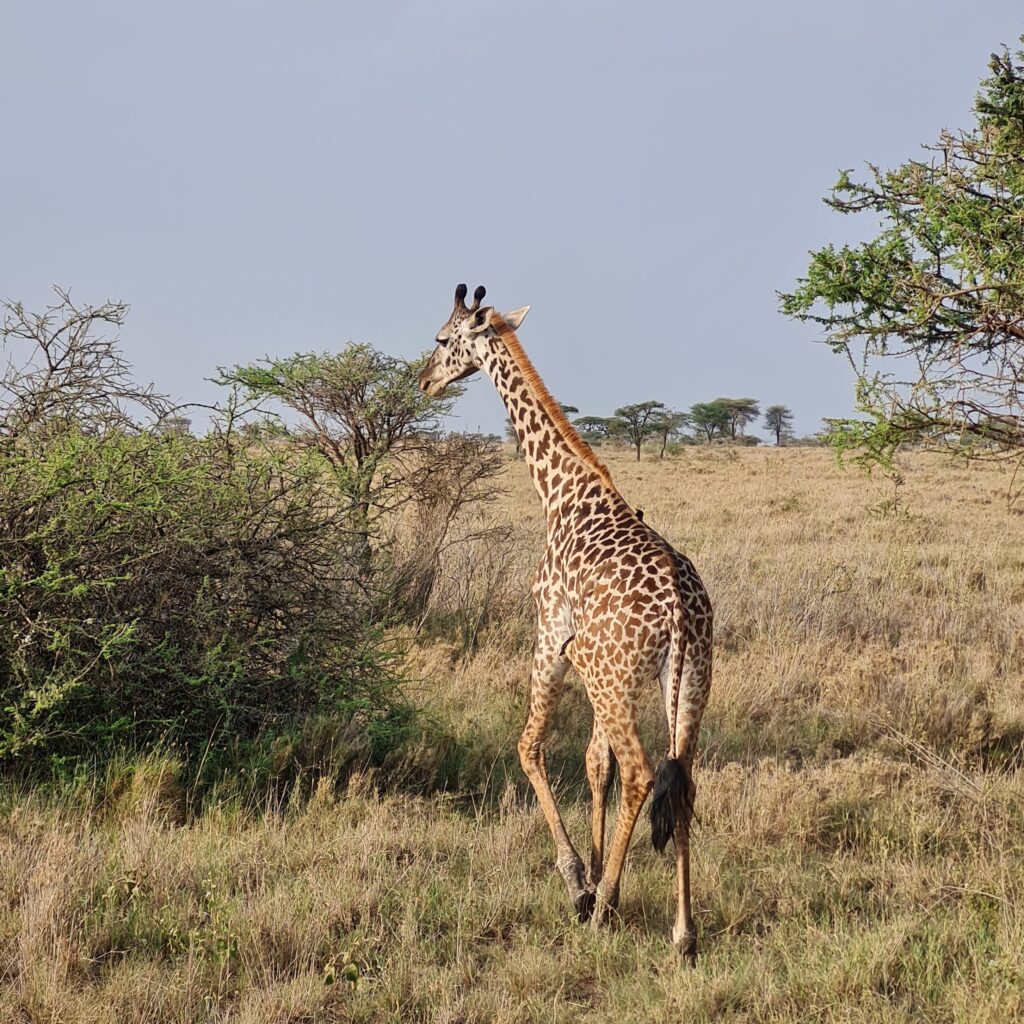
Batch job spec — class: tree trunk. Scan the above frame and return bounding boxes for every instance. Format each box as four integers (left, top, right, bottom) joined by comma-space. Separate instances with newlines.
355, 498, 374, 567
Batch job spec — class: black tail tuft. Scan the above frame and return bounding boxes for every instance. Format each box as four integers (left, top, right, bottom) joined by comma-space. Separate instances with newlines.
649, 757, 692, 853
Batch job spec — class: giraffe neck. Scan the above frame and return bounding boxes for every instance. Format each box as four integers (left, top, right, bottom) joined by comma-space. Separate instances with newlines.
480, 315, 620, 521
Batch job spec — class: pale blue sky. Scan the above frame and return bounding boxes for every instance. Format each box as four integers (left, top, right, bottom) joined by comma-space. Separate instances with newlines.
3, 1, 1022, 438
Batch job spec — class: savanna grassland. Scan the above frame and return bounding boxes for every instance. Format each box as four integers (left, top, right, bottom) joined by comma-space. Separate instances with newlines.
3, 447, 1024, 1023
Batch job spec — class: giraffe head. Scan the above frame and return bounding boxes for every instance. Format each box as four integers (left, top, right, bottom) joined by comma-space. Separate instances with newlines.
418, 283, 530, 397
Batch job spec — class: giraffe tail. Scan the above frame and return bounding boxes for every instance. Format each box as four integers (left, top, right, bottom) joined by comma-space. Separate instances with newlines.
650, 757, 692, 852
650, 608, 696, 852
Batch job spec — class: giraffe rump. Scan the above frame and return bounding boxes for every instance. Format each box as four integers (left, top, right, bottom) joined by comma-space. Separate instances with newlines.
649, 757, 693, 853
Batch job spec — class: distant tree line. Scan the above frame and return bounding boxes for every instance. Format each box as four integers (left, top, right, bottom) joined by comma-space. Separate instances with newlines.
512, 397, 798, 460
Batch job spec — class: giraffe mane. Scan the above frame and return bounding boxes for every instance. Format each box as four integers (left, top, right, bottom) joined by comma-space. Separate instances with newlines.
491, 313, 621, 497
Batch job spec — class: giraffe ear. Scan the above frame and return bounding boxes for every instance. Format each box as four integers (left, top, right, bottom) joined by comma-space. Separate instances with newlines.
469, 306, 493, 333
503, 306, 531, 330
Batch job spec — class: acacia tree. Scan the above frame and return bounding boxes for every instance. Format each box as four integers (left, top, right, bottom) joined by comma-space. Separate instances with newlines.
612, 400, 665, 460
649, 409, 690, 458
221, 345, 458, 562
689, 401, 731, 442
780, 43, 1024, 468
573, 415, 615, 442
764, 404, 795, 446
716, 398, 760, 440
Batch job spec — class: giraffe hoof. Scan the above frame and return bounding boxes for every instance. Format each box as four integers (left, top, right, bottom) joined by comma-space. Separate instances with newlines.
590, 885, 619, 928
675, 932, 698, 966
574, 887, 596, 923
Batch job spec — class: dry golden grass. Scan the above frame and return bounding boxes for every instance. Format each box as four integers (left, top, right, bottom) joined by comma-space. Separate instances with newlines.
3, 447, 1024, 1022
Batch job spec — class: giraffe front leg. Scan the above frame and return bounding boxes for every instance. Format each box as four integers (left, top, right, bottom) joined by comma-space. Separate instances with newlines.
518, 653, 593, 922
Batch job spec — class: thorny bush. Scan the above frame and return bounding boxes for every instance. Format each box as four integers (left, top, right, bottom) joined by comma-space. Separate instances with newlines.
0, 291, 437, 780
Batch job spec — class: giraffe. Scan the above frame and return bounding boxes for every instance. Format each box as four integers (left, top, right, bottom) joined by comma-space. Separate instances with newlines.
418, 284, 714, 962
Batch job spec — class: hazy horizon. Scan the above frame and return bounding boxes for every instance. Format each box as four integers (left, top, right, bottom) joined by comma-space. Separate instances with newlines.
4, 1, 1023, 440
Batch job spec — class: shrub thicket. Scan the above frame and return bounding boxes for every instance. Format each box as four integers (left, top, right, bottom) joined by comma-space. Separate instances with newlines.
0, 291, 435, 781
0, 420, 410, 777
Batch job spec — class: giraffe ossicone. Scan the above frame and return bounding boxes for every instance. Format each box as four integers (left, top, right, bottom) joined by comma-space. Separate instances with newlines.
420, 284, 714, 963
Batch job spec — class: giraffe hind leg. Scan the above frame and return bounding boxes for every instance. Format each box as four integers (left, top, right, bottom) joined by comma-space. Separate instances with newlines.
667, 632, 711, 965
585, 717, 616, 888
586, 706, 654, 928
